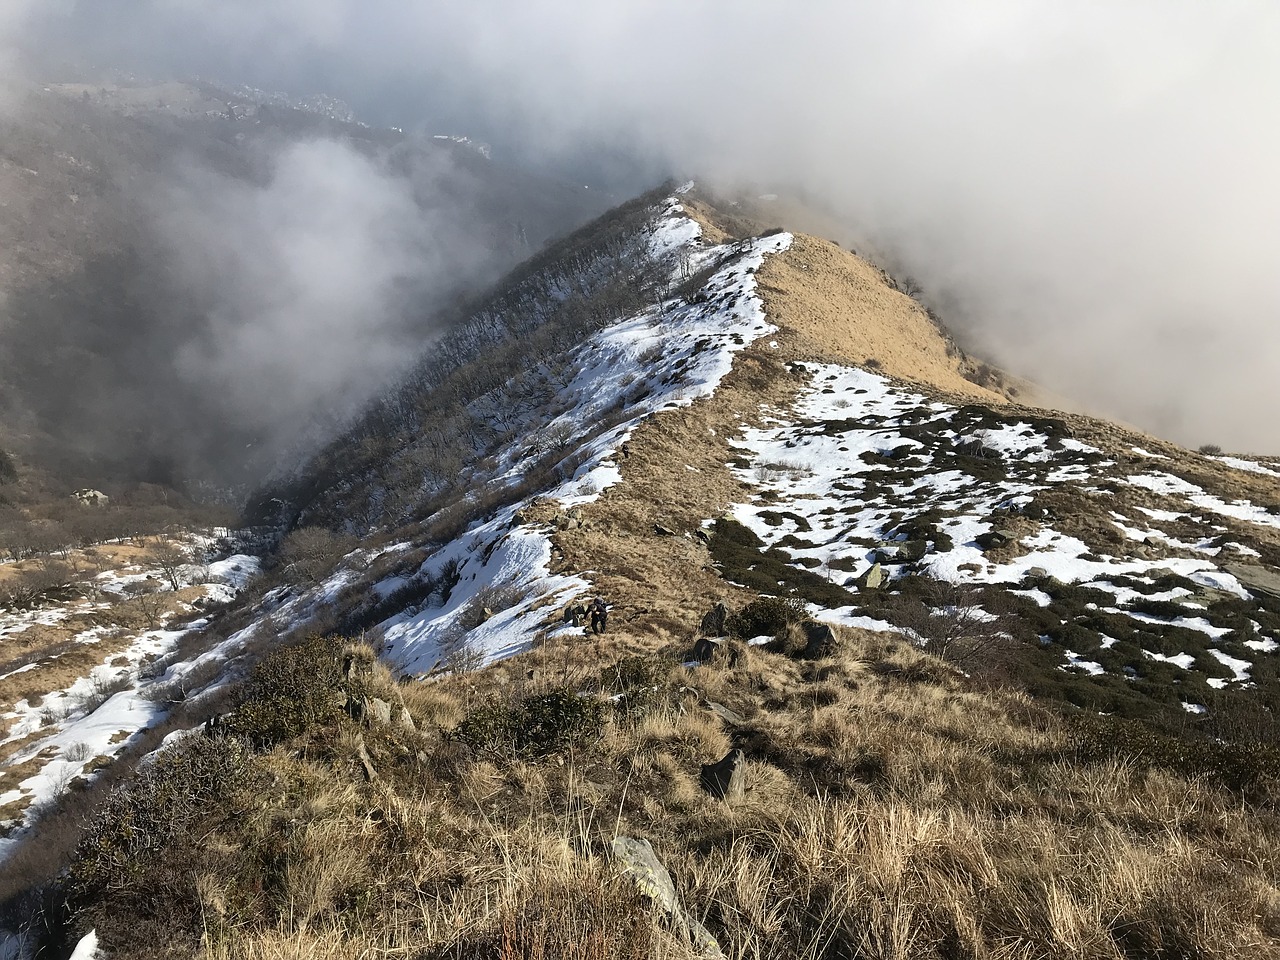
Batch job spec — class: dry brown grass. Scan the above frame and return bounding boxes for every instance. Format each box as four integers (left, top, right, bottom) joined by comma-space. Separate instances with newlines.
754, 234, 1011, 405
0, 584, 207, 714
80, 627, 1280, 959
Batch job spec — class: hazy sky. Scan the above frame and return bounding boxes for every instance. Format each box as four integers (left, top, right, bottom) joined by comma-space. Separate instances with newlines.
9, 1, 1280, 452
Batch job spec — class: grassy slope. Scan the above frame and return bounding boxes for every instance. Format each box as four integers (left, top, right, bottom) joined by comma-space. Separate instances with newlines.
53, 212, 1280, 959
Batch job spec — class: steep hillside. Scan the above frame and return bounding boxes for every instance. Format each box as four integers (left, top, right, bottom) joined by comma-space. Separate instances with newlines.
0, 79, 606, 496
6, 188, 1280, 958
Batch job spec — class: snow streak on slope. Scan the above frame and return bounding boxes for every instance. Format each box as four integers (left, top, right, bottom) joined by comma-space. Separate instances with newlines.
305, 201, 792, 678
0, 550, 260, 862
726, 362, 1280, 700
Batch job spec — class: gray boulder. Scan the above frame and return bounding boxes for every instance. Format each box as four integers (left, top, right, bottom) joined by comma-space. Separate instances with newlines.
860, 563, 884, 590
366, 697, 393, 726
975, 530, 1010, 551
898, 539, 928, 562
610, 836, 725, 958
355, 735, 377, 781
1225, 564, 1280, 603
611, 836, 680, 915
396, 705, 416, 732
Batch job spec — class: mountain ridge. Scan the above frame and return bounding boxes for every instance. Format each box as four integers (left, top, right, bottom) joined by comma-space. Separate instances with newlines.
4, 187, 1280, 957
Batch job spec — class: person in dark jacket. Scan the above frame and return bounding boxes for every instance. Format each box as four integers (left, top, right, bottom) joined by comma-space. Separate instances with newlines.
589, 596, 608, 634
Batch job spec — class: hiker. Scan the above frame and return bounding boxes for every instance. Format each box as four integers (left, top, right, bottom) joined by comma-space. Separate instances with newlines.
589, 596, 608, 634
563, 602, 587, 626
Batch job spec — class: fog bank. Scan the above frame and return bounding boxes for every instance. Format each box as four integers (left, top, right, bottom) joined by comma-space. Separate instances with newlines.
18, 1, 1280, 452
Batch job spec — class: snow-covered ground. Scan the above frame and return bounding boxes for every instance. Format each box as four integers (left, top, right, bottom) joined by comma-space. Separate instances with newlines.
722, 361, 1280, 698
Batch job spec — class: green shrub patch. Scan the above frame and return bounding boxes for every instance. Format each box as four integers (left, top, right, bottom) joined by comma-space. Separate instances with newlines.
453, 689, 606, 760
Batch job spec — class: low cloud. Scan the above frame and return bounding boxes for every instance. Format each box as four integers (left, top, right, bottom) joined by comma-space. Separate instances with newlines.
19, 1, 1280, 452
150, 138, 485, 456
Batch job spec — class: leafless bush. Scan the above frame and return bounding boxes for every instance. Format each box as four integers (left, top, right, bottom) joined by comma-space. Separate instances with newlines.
754, 460, 814, 483
150, 543, 194, 591
38, 702, 70, 727
457, 582, 530, 632
276, 526, 358, 585
64, 742, 94, 763
74, 672, 134, 715
0, 562, 88, 610
444, 638, 486, 675
889, 580, 1019, 670
142, 658, 226, 705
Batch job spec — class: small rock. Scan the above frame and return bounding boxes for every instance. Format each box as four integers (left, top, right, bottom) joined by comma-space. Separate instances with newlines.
699, 749, 746, 802
355, 735, 377, 781
654, 522, 677, 537
692, 637, 723, 662
366, 697, 393, 726
704, 700, 745, 726
611, 837, 680, 915
898, 540, 928, 562
974, 531, 1009, 551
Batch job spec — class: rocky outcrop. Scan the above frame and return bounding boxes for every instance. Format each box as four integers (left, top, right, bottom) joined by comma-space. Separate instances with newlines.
699, 749, 746, 802
347, 693, 415, 732
1224, 564, 1280, 604
72, 488, 109, 507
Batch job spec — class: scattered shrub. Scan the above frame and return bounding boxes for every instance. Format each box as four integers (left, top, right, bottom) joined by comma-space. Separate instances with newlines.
275, 526, 357, 585
727, 596, 808, 641
456, 582, 529, 632
223, 635, 345, 747
68, 735, 262, 902
601, 655, 672, 717
453, 688, 606, 759
1069, 713, 1280, 798
74, 673, 133, 715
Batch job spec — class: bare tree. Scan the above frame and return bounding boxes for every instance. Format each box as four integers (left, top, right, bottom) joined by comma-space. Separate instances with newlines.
152, 542, 193, 591
277, 526, 357, 585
